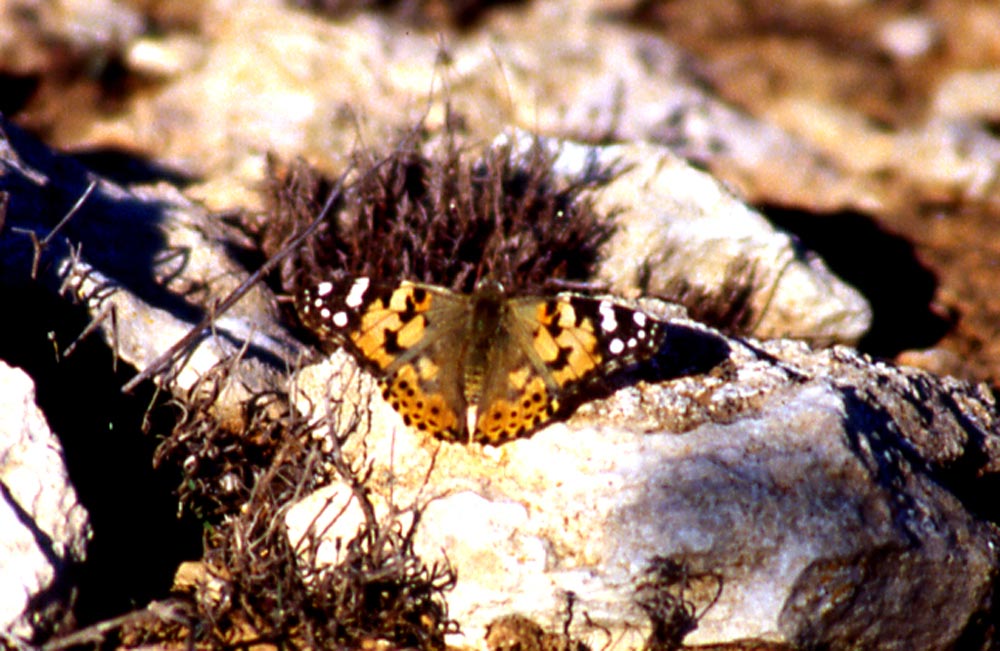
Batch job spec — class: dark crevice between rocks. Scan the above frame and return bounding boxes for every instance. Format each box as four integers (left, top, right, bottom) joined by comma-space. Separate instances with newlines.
761, 206, 953, 357
0, 73, 40, 116
0, 286, 203, 644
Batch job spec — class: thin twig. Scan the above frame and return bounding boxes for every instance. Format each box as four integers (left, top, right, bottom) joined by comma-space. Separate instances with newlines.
40, 599, 190, 651
10, 179, 98, 280
41, 181, 99, 249
63, 300, 119, 370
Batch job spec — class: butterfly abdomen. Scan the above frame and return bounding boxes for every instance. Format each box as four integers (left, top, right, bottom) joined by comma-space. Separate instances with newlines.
461, 288, 509, 404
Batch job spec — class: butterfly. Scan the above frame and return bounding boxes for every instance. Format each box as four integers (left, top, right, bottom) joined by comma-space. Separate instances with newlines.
296, 277, 668, 445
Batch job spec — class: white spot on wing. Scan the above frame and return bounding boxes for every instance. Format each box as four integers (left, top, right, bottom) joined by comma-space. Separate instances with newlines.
609, 338, 625, 354
333, 311, 348, 327
599, 300, 618, 332
633, 312, 647, 327
345, 277, 370, 308
317, 281, 333, 296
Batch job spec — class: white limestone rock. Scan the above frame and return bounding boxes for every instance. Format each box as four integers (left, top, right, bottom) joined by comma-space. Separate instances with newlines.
537, 136, 873, 345
0, 361, 91, 640
289, 326, 999, 650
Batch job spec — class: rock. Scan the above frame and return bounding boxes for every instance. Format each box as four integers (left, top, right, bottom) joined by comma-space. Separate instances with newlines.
895, 347, 971, 380
41, 0, 145, 52
0, 361, 90, 639
876, 15, 940, 61
50, 0, 886, 215
289, 326, 999, 650
932, 70, 1000, 122
4, 1, 999, 649
535, 135, 872, 345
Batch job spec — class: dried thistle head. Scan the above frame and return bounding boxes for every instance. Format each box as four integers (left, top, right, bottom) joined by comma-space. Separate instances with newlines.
255, 131, 619, 302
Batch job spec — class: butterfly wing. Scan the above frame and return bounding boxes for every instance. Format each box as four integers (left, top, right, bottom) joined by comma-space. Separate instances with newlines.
472, 294, 666, 445
297, 278, 470, 441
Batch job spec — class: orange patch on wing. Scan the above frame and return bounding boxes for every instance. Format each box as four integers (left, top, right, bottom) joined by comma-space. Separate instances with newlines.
550, 328, 601, 385
381, 364, 461, 441
396, 314, 428, 348
389, 284, 434, 312
474, 376, 555, 445
352, 335, 396, 370
530, 301, 602, 385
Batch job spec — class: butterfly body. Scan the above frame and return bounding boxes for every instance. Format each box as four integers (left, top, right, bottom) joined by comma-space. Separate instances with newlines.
297, 277, 666, 445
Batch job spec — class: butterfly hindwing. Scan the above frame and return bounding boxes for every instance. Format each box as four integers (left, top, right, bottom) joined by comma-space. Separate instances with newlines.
471, 302, 561, 444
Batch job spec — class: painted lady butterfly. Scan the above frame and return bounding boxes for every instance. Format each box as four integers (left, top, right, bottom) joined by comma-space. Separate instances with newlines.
296, 277, 667, 445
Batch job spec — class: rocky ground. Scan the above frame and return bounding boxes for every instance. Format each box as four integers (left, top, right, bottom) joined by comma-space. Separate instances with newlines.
2, 1, 1000, 649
